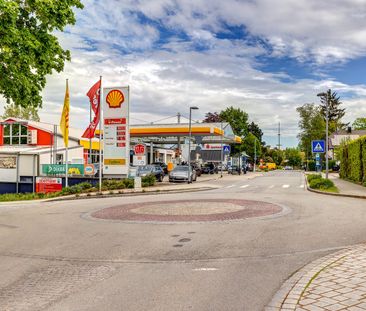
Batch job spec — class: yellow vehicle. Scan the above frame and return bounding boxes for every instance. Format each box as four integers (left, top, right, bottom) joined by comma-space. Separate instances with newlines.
266, 162, 277, 170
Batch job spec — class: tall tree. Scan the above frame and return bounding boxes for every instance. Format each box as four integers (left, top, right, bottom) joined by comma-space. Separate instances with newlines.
219, 106, 249, 137
0, 0, 83, 108
242, 132, 262, 163
352, 117, 366, 130
284, 148, 303, 167
1, 102, 40, 121
202, 112, 222, 123
248, 121, 263, 143
296, 103, 325, 157
318, 89, 347, 132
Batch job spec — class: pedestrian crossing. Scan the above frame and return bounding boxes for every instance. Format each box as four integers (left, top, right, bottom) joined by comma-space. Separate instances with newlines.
224, 184, 305, 190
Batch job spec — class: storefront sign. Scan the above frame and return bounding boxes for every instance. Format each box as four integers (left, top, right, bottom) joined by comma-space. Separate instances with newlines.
103, 86, 130, 175
36, 177, 62, 193
0, 156, 16, 169
133, 155, 146, 166
42, 164, 84, 175
134, 144, 146, 155
84, 164, 95, 175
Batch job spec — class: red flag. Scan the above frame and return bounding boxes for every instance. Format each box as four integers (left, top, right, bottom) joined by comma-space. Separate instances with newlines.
82, 80, 101, 139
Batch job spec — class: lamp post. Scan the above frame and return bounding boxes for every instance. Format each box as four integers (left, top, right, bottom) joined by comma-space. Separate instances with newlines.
317, 91, 329, 179
253, 136, 257, 173
188, 106, 199, 183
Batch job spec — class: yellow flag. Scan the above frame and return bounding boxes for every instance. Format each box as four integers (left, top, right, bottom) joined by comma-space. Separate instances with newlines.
60, 80, 70, 147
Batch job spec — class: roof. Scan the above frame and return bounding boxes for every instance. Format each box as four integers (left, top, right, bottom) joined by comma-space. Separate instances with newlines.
330, 129, 366, 138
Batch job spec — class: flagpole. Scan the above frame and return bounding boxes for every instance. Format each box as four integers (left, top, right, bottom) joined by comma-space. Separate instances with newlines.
99, 76, 103, 192
89, 96, 92, 164
65, 79, 69, 188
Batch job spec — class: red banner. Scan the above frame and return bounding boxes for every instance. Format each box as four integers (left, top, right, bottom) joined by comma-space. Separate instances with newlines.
82, 80, 101, 139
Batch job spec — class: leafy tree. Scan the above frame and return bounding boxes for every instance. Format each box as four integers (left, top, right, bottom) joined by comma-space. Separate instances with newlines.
248, 121, 263, 143
0, 0, 83, 108
318, 89, 347, 132
296, 103, 325, 158
352, 117, 366, 130
265, 148, 284, 166
284, 148, 303, 167
202, 112, 222, 123
1, 102, 40, 121
219, 106, 249, 138
242, 132, 262, 163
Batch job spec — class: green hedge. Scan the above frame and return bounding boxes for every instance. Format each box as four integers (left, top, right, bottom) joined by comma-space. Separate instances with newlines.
339, 136, 366, 184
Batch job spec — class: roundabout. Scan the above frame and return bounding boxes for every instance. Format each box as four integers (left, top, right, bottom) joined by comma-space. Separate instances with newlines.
90, 199, 284, 223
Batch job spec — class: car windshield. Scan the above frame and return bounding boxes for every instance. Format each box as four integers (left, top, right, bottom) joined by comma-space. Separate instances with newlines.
138, 166, 154, 172
173, 166, 188, 171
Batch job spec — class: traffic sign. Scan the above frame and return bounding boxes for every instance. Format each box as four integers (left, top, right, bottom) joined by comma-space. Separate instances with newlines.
223, 145, 231, 153
315, 153, 320, 160
134, 144, 146, 155
312, 140, 325, 153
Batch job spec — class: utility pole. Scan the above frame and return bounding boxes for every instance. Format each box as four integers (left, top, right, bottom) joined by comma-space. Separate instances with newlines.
253, 137, 257, 172
317, 91, 330, 179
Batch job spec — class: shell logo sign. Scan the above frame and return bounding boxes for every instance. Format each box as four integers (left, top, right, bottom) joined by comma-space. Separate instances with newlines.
106, 89, 124, 108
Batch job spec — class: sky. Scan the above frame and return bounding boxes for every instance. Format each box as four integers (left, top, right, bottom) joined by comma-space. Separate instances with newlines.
3, 0, 366, 148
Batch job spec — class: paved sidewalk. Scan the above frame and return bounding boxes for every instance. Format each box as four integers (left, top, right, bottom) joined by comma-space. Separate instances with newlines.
328, 173, 366, 197
266, 245, 366, 310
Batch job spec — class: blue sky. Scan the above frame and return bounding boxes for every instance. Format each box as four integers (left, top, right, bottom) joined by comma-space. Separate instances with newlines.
3, 0, 366, 148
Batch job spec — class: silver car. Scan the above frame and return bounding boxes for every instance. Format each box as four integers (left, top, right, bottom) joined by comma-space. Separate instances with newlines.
169, 165, 197, 183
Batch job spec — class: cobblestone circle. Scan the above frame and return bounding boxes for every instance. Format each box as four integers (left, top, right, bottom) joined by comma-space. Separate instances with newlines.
91, 199, 283, 222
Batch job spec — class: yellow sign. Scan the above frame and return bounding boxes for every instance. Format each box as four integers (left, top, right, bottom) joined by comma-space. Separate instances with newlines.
104, 159, 126, 165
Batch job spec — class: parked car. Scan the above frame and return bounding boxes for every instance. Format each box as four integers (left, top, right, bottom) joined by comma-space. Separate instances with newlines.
228, 165, 240, 175
152, 162, 168, 174
137, 165, 164, 182
284, 166, 293, 170
202, 163, 218, 174
169, 165, 197, 182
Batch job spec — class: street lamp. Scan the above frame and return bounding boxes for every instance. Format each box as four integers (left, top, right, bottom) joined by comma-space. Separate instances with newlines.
317, 91, 329, 179
188, 106, 199, 183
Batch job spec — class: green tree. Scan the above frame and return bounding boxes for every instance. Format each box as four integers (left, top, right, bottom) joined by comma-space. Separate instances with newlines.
2, 102, 40, 121
219, 106, 249, 138
296, 103, 325, 158
0, 0, 83, 108
248, 121, 263, 144
352, 117, 366, 130
284, 148, 303, 167
242, 132, 262, 163
319, 89, 347, 133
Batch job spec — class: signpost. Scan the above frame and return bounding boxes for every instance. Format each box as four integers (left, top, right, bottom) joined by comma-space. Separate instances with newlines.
103, 86, 130, 176
312, 140, 325, 153
223, 145, 231, 153
36, 177, 62, 193
133, 143, 146, 166
42, 164, 84, 175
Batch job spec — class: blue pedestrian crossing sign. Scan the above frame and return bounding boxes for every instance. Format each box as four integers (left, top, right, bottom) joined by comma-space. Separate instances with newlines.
223, 145, 231, 153
312, 140, 325, 153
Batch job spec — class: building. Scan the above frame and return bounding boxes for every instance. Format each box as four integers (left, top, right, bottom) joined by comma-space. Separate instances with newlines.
329, 128, 366, 158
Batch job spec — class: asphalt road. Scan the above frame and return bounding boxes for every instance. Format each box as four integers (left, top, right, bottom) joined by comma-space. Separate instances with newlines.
0, 171, 366, 311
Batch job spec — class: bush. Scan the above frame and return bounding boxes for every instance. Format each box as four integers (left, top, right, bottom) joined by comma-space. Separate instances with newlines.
307, 160, 316, 171
309, 178, 335, 190
78, 182, 93, 190
307, 174, 322, 183
102, 179, 126, 191
142, 174, 156, 187
123, 178, 134, 189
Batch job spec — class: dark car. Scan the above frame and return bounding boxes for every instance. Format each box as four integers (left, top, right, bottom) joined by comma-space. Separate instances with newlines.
228, 165, 240, 175
202, 163, 218, 174
152, 162, 168, 174
169, 165, 197, 182
137, 165, 164, 182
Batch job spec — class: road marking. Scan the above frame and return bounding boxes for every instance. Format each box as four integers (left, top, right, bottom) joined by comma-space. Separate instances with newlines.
193, 268, 218, 271
226, 185, 235, 188
299, 185, 304, 188
240, 185, 249, 188
282, 184, 290, 188
269, 185, 275, 189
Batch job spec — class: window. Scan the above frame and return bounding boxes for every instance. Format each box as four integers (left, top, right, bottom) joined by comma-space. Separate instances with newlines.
2, 123, 28, 145
56, 154, 63, 165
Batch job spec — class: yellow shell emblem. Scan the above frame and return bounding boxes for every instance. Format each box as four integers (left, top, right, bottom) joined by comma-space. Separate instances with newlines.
106, 90, 124, 108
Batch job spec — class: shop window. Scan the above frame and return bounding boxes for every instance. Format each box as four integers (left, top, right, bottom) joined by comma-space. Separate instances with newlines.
56, 154, 63, 164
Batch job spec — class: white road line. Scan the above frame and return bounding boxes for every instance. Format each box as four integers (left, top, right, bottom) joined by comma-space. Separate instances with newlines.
282, 184, 290, 188
226, 185, 235, 188
240, 185, 249, 188
299, 185, 305, 188
193, 268, 218, 271
269, 185, 275, 189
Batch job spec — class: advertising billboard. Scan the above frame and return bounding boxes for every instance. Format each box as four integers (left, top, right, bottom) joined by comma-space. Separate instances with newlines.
103, 86, 130, 175
36, 177, 62, 193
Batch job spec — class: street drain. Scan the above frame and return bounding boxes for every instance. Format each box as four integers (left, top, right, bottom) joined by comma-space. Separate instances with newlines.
173, 244, 184, 248
179, 238, 191, 243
